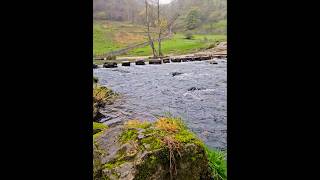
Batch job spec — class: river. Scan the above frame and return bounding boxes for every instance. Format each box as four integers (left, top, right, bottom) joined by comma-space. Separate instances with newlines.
93, 59, 227, 150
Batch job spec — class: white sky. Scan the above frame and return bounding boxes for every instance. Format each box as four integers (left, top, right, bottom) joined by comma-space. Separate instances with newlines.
160, 0, 174, 4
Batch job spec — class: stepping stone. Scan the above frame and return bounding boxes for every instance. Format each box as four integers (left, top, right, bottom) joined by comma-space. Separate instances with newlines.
122, 61, 130, 66
149, 59, 162, 64
171, 58, 182, 62
103, 62, 117, 68
135, 59, 145, 65
163, 58, 170, 63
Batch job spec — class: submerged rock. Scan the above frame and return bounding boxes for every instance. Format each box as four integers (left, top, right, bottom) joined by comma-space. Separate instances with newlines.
188, 87, 205, 91
93, 118, 215, 180
171, 72, 183, 77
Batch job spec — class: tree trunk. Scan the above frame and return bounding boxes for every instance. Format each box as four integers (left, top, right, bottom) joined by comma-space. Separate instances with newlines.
157, 0, 163, 57
145, 0, 157, 58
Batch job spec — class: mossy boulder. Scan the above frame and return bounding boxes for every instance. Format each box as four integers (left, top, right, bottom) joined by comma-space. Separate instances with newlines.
93, 85, 118, 121
93, 117, 224, 180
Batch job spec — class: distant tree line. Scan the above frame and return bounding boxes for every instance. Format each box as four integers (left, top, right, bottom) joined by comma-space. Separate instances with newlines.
93, 0, 226, 34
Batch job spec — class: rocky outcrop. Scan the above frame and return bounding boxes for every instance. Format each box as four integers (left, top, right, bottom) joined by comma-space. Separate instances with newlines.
93, 118, 215, 180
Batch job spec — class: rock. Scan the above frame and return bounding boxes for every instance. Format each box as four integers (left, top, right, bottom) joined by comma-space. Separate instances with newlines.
162, 58, 170, 63
181, 58, 188, 62
122, 61, 131, 66
93, 119, 214, 180
93, 64, 98, 69
135, 59, 145, 65
208, 60, 218, 64
194, 57, 201, 61
171, 58, 182, 62
171, 72, 183, 77
149, 59, 162, 64
103, 62, 118, 68
188, 87, 204, 91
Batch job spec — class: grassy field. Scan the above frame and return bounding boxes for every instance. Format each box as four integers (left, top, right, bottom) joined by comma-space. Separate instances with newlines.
93, 20, 148, 55
122, 33, 226, 57
93, 21, 226, 58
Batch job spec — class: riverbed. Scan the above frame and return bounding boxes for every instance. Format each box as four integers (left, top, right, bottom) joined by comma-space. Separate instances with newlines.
93, 59, 227, 150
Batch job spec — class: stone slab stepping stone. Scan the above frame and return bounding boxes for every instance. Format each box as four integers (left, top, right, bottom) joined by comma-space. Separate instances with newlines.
135, 59, 145, 65
162, 58, 170, 63
121, 61, 130, 66
103, 62, 118, 68
149, 59, 162, 64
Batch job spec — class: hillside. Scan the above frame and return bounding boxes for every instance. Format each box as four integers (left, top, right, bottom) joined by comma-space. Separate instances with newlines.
93, 20, 148, 55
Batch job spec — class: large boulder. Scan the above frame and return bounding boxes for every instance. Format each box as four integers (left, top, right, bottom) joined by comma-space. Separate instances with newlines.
93, 118, 216, 180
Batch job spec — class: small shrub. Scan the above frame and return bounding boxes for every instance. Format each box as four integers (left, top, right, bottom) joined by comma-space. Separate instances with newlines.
184, 32, 194, 40
207, 43, 216, 49
106, 55, 116, 60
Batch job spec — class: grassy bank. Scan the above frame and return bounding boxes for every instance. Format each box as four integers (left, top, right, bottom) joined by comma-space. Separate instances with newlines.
93, 20, 148, 55
123, 33, 226, 57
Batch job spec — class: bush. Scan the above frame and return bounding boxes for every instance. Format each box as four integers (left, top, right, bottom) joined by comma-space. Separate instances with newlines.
207, 43, 216, 49
184, 32, 194, 40
106, 55, 116, 60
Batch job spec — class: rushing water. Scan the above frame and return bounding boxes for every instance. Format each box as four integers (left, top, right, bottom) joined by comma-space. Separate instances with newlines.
94, 59, 227, 150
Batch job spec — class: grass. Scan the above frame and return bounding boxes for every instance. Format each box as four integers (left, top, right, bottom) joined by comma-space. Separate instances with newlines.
205, 147, 227, 180
93, 20, 148, 55
124, 33, 226, 57
93, 20, 226, 58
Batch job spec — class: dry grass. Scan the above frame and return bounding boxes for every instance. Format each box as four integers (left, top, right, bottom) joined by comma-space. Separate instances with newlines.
125, 119, 151, 129
155, 117, 182, 133
162, 136, 182, 179
114, 32, 145, 45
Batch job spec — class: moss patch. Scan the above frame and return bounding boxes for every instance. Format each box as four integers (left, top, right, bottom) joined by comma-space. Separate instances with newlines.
93, 122, 108, 135
119, 129, 138, 143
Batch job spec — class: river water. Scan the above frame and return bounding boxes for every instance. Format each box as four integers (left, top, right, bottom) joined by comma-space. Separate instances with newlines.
93, 59, 227, 150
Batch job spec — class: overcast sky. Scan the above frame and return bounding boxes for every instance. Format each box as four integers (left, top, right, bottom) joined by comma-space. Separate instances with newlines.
160, 0, 174, 4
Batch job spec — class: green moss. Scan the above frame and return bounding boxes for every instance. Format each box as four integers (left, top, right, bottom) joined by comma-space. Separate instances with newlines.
93, 122, 108, 135
141, 136, 164, 150
104, 159, 126, 170
135, 150, 169, 180
93, 131, 104, 139
119, 129, 138, 143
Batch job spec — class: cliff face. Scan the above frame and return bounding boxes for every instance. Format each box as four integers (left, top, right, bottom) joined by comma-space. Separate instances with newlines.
93, 118, 213, 180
